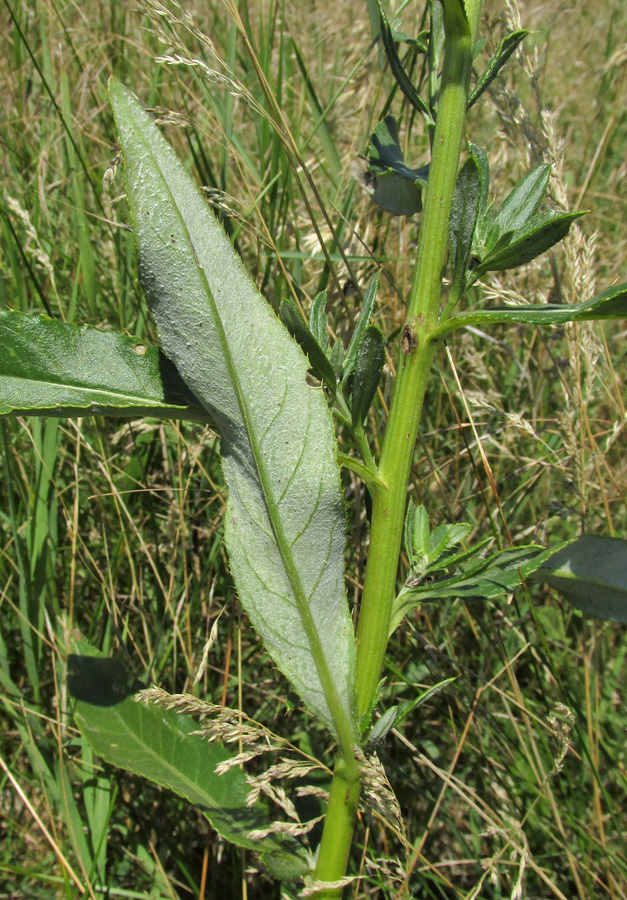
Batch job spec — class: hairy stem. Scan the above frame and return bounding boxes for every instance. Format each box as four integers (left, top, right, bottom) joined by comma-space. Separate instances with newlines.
311, 2, 482, 895
355, 0, 481, 723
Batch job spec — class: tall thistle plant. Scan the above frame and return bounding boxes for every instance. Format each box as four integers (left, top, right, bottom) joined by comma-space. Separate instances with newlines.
2, 0, 626, 896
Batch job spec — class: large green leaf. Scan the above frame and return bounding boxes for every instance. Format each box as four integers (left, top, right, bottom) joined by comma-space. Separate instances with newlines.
108, 78, 357, 747
531, 535, 627, 623
68, 644, 311, 879
0, 309, 209, 421
433, 282, 627, 338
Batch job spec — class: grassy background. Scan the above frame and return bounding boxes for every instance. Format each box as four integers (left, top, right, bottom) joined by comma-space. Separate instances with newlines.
1, 0, 626, 897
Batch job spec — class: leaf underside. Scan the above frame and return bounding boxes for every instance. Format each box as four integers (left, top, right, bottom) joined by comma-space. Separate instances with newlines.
108, 78, 357, 744
531, 535, 627, 623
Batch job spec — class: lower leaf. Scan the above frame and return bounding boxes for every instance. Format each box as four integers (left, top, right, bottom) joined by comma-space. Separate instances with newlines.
68, 640, 312, 879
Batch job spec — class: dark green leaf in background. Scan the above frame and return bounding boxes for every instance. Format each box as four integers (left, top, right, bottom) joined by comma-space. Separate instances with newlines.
360, 116, 430, 216
69, 643, 312, 879
0, 309, 209, 422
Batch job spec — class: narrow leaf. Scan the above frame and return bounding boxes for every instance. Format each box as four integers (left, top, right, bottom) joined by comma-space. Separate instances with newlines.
343, 272, 380, 381
351, 326, 385, 427
109, 78, 357, 746
531, 535, 627, 623
0, 309, 209, 422
468, 30, 530, 109
329, 336, 345, 379
470, 143, 490, 221
309, 291, 329, 351
374, 0, 432, 120
428, 0, 446, 103
432, 281, 627, 338
68, 645, 311, 878
390, 544, 560, 634
279, 299, 337, 393
449, 155, 480, 293
404, 502, 430, 566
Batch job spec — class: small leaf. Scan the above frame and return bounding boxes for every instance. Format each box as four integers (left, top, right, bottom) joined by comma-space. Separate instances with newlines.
69, 643, 311, 878
109, 78, 357, 746
404, 502, 430, 567
390, 543, 561, 634
470, 144, 490, 213
329, 336, 345, 379
432, 281, 627, 338
487, 164, 550, 247
0, 309, 209, 422
367, 705, 398, 743
360, 116, 430, 217
468, 30, 530, 109
279, 299, 337, 393
531, 535, 627, 623
309, 291, 329, 351
351, 326, 385, 427
474, 209, 585, 276
343, 272, 380, 381
449, 155, 480, 293
428, 522, 472, 560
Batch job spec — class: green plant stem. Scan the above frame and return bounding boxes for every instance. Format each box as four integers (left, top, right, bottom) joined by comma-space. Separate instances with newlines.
310, 752, 361, 899
355, 0, 481, 722
311, 4, 481, 895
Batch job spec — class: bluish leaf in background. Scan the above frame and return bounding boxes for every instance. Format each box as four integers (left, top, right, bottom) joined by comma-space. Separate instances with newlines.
531, 535, 627, 623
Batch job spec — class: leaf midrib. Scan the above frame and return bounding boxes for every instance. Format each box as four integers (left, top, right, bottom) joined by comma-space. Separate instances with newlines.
0, 373, 178, 407
135, 117, 354, 749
